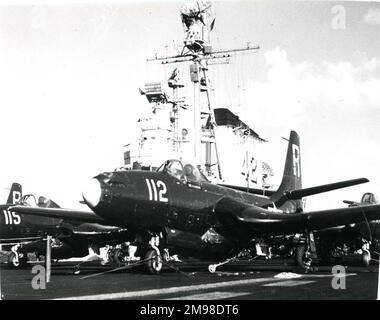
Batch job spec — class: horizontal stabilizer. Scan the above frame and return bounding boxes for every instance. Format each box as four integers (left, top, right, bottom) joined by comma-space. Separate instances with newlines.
281, 178, 369, 201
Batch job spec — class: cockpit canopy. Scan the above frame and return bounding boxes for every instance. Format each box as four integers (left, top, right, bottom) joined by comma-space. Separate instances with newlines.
21, 194, 60, 208
157, 159, 209, 184
361, 192, 379, 204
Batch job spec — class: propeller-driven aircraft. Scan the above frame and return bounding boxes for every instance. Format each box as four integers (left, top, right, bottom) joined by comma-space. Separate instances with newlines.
10, 131, 380, 273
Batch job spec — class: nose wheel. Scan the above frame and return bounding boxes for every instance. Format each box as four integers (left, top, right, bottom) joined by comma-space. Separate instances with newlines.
143, 235, 164, 274
145, 249, 163, 274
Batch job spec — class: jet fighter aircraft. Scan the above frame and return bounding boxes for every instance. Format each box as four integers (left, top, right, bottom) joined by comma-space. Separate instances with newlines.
344, 192, 379, 207
0, 183, 126, 267
315, 192, 380, 266
10, 131, 380, 273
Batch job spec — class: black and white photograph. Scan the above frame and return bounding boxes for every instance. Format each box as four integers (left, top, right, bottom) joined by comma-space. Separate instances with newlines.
0, 0, 379, 302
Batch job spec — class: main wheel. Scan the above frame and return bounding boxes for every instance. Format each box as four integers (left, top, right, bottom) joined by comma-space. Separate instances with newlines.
8, 252, 20, 268
362, 250, 371, 267
145, 249, 162, 274
162, 250, 170, 263
295, 245, 309, 269
8, 252, 27, 268
111, 248, 125, 266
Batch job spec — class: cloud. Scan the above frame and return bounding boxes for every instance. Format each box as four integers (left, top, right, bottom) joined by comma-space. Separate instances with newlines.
241, 47, 380, 133
363, 8, 380, 26
239, 47, 380, 210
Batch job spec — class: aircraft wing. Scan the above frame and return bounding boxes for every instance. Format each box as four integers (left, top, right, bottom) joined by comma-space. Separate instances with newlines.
9, 205, 107, 224
220, 178, 368, 206
277, 178, 369, 203
8, 206, 133, 246
214, 197, 380, 239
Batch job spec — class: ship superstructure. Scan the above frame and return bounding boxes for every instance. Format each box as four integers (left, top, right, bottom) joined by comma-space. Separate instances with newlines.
123, 1, 274, 190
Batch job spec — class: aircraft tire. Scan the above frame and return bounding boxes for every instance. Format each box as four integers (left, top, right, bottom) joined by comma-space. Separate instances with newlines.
362, 250, 371, 267
145, 249, 162, 274
162, 250, 170, 263
8, 252, 27, 269
295, 245, 307, 268
111, 248, 125, 266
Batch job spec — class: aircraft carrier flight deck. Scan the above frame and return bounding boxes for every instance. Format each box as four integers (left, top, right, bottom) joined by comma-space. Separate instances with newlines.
1, 1, 380, 303
1, 258, 378, 300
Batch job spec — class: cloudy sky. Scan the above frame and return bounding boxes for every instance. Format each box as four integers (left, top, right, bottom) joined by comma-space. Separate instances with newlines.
0, 0, 379, 211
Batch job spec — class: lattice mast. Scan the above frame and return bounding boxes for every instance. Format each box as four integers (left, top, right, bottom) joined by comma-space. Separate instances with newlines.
147, 1, 260, 179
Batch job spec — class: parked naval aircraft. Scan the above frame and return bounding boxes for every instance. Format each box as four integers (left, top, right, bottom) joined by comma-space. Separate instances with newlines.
0, 183, 126, 267
9, 131, 380, 274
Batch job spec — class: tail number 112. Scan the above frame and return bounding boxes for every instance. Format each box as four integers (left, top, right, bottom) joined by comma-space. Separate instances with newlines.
146, 179, 168, 203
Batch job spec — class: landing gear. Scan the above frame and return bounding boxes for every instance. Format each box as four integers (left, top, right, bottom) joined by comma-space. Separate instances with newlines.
294, 231, 317, 272
8, 244, 27, 268
360, 241, 371, 267
294, 245, 313, 271
8, 252, 20, 268
361, 249, 371, 267
141, 235, 182, 274
110, 248, 125, 266
90, 234, 176, 275
145, 249, 163, 274
8, 252, 27, 268
144, 235, 163, 274
319, 237, 373, 267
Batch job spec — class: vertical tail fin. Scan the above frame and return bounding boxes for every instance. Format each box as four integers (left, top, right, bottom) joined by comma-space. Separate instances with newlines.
6, 183, 22, 204
270, 131, 302, 209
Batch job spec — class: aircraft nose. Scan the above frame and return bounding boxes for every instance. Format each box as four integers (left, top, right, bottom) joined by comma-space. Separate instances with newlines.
82, 178, 102, 208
